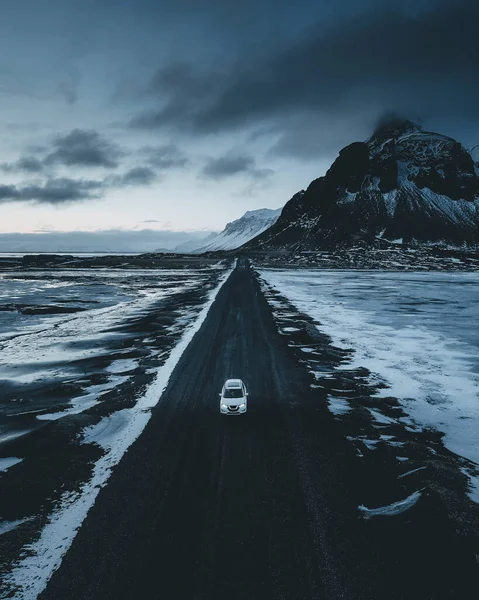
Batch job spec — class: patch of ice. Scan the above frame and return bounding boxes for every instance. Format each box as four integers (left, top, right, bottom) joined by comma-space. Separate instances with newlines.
145, 367, 159, 375
358, 490, 422, 518
105, 359, 139, 374
461, 467, 479, 504
467, 477, 479, 503
327, 396, 351, 415
368, 408, 396, 425
83, 409, 136, 450
0, 430, 31, 444
37, 377, 129, 421
0, 457, 23, 472
375, 228, 386, 239
362, 439, 379, 450
398, 466, 427, 479
0, 518, 33, 536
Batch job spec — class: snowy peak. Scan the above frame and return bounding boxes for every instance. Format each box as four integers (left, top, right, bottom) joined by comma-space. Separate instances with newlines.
181, 208, 282, 253
471, 145, 479, 176
369, 116, 422, 155
241, 208, 281, 220
246, 121, 479, 250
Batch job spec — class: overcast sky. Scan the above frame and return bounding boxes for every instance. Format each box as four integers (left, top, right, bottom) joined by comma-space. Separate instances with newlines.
1, 0, 478, 237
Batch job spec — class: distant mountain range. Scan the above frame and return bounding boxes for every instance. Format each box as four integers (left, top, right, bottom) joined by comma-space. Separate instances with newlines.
245, 118, 479, 250
175, 208, 282, 253
0, 230, 218, 255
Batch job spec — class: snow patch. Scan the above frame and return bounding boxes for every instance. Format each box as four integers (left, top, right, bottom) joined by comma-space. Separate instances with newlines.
358, 491, 422, 518
397, 466, 427, 479
461, 467, 479, 504
368, 408, 396, 425
0, 518, 33, 536
327, 397, 351, 415
0, 457, 23, 472
36, 377, 129, 421
105, 359, 139, 374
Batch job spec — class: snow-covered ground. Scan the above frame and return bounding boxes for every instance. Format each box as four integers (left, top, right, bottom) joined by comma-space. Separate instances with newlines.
0, 263, 231, 577
1, 266, 233, 600
0, 268, 211, 426
258, 269, 479, 500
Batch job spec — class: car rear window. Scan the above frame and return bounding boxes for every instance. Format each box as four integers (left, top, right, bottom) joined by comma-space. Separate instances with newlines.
224, 388, 243, 398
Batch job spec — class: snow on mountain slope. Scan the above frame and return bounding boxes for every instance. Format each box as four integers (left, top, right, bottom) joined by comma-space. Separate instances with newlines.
172, 233, 218, 253
247, 118, 479, 250
186, 208, 282, 252
471, 145, 479, 177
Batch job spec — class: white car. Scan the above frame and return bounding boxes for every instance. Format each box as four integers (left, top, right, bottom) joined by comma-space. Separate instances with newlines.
219, 379, 248, 415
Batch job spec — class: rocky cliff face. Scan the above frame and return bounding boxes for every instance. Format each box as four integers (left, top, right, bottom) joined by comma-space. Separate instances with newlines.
248, 119, 479, 249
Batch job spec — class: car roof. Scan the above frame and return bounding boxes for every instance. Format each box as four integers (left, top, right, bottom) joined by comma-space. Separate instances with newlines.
225, 379, 243, 388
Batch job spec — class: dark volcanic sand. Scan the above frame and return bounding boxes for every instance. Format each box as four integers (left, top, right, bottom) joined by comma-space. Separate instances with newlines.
7, 259, 473, 600
0, 263, 229, 591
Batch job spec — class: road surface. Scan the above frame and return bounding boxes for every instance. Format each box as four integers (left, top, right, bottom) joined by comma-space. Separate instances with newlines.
40, 260, 476, 600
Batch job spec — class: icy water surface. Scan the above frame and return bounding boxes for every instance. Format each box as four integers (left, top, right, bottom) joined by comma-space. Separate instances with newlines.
259, 269, 479, 497
0, 267, 224, 434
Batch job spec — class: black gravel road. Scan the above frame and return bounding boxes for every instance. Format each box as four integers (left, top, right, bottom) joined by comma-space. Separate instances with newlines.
39, 260, 477, 600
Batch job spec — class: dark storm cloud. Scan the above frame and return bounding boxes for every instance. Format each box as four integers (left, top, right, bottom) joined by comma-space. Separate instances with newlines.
113, 166, 158, 186
139, 144, 190, 170
0, 129, 118, 174
130, 62, 221, 131
0, 162, 161, 205
44, 129, 124, 168
146, 63, 209, 98
0, 178, 104, 204
0, 156, 44, 173
17, 156, 44, 172
130, 0, 479, 157
201, 153, 273, 181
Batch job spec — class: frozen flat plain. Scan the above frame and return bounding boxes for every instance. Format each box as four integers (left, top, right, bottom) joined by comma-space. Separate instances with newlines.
0, 268, 217, 423
0, 262, 231, 594
258, 269, 479, 501
2, 260, 478, 600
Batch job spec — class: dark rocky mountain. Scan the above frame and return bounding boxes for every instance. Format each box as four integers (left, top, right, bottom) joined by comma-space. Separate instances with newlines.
246, 118, 479, 250
471, 145, 479, 175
